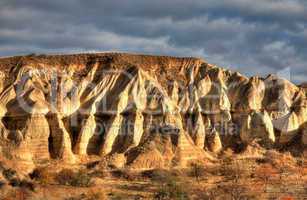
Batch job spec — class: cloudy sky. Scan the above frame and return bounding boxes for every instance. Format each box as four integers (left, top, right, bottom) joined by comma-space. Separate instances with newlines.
0, 0, 306, 83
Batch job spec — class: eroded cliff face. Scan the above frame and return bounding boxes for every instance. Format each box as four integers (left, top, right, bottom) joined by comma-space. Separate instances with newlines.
0, 53, 305, 170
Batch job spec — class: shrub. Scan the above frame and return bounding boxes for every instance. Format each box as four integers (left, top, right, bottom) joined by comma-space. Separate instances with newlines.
29, 167, 55, 184
9, 178, 35, 191
141, 169, 179, 182
255, 158, 268, 164
89, 170, 105, 179
209, 184, 255, 200
263, 150, 297, 170
189, 162, 206, 182
154, 179, 189, 200
225, 183, 249, 200
111, 169, 138, 181
255, 164, 279, 186
65, 191, 107, 200
19, 180, 36, 191
2, 168, 16, 180
148, 169, 189, 200
0, 161, 4, 170
219, 159, 252, 180
86, 161, 100, 169
0, 181, 5, 189
56, 169, 92, 187
296, 158, 305, 167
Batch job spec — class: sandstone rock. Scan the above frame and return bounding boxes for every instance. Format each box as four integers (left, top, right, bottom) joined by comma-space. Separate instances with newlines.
128, 147, 165, 169
264, 75, 299, 117
240, 111, 275, 145
0, 53, 305, 169
191, 112, 206, 148
294, 99, 307, 125
100, 114, 123, 155
22, 115, 50, 160
207, 129, 222, 153
233, 77, 265, 111
0, 121, 8, 139
125, 130, 171, 169
119, 111, 144, 152
74, 115, 97, 155
274, 112, 300, 144
48, 114, 75, 163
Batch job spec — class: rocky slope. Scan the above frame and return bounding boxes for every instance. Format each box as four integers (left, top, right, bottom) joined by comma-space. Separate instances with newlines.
0, 53, 305, 171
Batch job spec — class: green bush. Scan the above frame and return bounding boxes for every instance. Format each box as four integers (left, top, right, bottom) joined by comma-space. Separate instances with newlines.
56, 169, 92, 187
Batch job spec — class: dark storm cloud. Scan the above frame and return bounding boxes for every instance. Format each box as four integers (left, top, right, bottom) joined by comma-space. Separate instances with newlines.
0, 0, 306, 83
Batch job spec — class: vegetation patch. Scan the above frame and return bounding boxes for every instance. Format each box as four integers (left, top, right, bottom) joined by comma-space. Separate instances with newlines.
154, 178, 189, 200
56, 169, 92, 187
29, 167, 55, 184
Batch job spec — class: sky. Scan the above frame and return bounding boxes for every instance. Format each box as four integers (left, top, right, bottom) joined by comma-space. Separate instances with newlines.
0, 0, 306, 83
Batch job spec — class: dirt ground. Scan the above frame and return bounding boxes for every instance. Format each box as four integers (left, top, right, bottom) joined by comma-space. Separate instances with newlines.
0, 150, 306, 200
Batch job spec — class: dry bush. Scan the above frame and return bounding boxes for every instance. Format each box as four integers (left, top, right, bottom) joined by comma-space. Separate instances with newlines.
213, 159, 258, 199
154, 178, 189, 200
255, 163, 279, 192
188, 162, 206, 182
2, 168, 36, 191
219, 159, 253, 180
89, 170, 105, 179
29, 167, 55, 184
0, 161, 4, 170
86, 159, 110, 179
65, 190, 107, 200
262, 150, 297, 170
56, 169, 92, 187
209, 183, 257, 200
111, 169, 139, 181
2, 168, 17, 181
0, 180, 5, 189
9, 178, 36, 191
144, 169, 189, 199
86, 161, 100, 169
123, 169, 189, 199
296, 157, 305, 167
141, 169, 181, 182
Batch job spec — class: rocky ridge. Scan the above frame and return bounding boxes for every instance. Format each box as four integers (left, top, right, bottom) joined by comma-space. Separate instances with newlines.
0, 53, 305, 171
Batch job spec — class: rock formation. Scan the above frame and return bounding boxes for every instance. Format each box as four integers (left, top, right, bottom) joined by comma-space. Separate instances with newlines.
0, 53, 305, 170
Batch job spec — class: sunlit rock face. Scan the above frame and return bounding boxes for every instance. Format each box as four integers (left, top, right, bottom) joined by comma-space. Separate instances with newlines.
239, 111, 275, 146
0, 53, 305, 169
